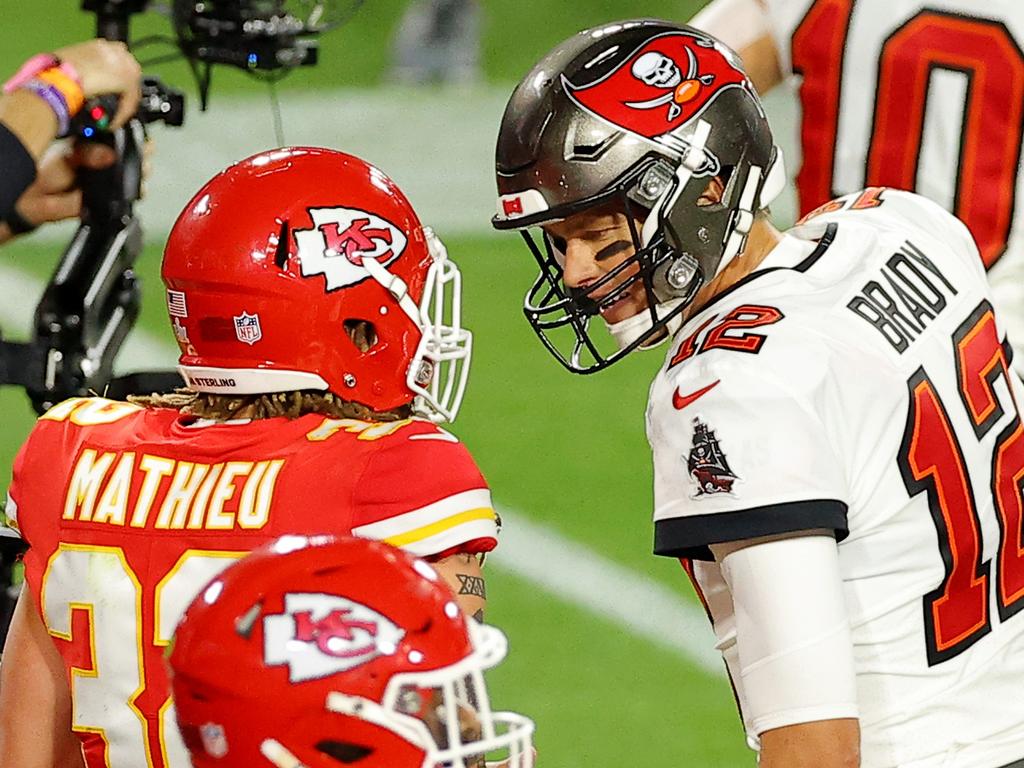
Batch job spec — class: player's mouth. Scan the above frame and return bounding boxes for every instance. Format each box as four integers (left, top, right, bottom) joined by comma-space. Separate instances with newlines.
599, 294, 628, 314
595, 284, 641, 321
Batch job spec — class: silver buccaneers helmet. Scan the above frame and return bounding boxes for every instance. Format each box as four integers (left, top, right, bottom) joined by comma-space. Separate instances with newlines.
492, 19, 785, 373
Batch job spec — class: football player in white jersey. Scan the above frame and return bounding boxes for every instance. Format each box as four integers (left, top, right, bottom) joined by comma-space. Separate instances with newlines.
491, 19, 1024, 768
690, 0, 1024, 369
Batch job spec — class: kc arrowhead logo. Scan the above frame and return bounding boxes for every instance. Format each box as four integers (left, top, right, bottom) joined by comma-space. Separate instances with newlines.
263, 592, 405, 683
294, 207, 408, 291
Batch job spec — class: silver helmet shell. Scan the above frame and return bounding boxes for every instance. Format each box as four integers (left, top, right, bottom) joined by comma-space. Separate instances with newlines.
492, 19, 785, 372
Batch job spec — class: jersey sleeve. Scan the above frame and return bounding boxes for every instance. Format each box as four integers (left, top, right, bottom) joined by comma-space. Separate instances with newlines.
3, 417, 58, 548
349, 425, 499, 559
762, 0, 816, 75
650, 357, 850, 560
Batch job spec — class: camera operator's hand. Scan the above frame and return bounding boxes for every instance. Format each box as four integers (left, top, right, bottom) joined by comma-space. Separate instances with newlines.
54, 40, 141, 130
1, 40, 142, 232
0, 143, 119, 245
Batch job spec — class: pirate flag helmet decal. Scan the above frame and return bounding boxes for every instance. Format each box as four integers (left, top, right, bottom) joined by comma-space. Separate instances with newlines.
492, 20, 786, 373
562, 32, 749, 141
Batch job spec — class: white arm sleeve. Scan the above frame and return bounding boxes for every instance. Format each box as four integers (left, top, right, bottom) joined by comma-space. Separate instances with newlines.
718, 534, 859, 736
690, 0, 772, 52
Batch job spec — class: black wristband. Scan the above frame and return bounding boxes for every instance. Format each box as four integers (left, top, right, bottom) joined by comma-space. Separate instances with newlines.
0, 122, 38, 221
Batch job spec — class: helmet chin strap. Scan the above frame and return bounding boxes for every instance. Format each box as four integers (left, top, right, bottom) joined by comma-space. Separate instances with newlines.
605, 144, 787, 353
582, 125, 790, 357
605, 298, 686, 351
714, 144, 786, 275
260, 739, 309, 768
607, 122, 713, 354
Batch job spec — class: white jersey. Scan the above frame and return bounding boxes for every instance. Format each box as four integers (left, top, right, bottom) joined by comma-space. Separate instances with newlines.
761, 0, 1024, 364
648, 189, 1024, 767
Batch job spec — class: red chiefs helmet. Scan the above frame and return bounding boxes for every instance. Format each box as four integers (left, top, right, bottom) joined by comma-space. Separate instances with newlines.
168, 535, 534, 768
162, 147, 471, 422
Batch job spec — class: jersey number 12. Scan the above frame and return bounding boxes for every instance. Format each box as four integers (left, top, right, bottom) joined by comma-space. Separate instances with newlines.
898, 301, 1024, 665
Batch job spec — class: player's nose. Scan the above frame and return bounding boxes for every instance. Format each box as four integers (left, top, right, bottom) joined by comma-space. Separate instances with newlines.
561, 239, 603, 289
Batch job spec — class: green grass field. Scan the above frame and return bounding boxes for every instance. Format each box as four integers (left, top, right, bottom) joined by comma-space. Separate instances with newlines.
0, 235, 753, 766
0, 2, 759, 765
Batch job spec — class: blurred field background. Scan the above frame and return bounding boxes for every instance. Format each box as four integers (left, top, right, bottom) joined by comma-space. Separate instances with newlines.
0, 2, 806, 764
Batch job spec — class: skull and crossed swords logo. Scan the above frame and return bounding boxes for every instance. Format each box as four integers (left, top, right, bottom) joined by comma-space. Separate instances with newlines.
626, 46, 716, 121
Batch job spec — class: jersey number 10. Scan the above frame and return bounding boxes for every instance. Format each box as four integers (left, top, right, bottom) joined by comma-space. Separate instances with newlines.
793, 2, 1024, 268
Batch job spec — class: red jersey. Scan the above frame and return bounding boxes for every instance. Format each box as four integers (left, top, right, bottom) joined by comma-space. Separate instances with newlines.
4, 397, 498, 768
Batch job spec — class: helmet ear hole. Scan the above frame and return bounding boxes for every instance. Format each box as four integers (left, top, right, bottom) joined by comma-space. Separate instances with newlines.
344, 320, 378, 352
315, 739, 374, 763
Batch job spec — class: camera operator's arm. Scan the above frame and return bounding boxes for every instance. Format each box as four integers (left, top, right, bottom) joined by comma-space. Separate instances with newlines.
0, 40, 140, 229
0, 143, 119, 245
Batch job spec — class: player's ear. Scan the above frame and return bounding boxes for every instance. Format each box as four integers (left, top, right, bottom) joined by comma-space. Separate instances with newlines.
698, 175, 728, 207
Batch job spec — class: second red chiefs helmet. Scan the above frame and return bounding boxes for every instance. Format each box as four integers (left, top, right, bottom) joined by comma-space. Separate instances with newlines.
162, 147, 471, 422
168, 535, 535, 768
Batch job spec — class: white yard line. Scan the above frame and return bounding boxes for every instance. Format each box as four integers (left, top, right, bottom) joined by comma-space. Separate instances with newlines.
0, 261, 722, 676
489, 509, 722, 671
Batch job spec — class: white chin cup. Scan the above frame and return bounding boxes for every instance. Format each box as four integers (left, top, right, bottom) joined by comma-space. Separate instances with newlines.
605, 299, 685, 351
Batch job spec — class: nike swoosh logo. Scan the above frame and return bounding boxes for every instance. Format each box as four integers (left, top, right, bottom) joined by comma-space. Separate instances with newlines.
673, 380, 720, 410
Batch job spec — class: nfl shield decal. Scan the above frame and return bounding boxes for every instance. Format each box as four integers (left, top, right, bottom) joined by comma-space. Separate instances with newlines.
562, 31, 748, 141
293, 206, 408, 291
233, 312, 262, 345
199, 723, 229, 758
688, 417, 738, 497
263, 592, 405, 683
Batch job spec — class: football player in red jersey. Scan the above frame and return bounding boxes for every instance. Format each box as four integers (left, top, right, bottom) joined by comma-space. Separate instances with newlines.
491, 20, 1024, 768
168, 534, 535, 768
690, 0, 1024, 369
0, 147, 497, 768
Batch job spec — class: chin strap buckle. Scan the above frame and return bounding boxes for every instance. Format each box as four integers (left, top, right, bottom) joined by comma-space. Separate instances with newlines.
734, 209, 754, 236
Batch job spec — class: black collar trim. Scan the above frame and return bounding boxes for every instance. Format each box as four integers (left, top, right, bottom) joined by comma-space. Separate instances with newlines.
692, 222, 839, 317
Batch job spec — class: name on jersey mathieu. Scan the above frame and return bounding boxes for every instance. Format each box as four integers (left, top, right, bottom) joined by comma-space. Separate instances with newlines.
44, 399, 416, 532
62, 449, 284, 531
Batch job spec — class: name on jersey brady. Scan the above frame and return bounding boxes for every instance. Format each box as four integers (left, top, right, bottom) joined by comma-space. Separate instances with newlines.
846, 240, 958, 353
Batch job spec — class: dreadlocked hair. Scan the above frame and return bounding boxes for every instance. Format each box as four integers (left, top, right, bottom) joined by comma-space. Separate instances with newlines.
128, 389, 413, 422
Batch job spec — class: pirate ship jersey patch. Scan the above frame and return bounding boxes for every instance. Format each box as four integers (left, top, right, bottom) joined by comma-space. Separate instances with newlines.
687, 417, 739, 498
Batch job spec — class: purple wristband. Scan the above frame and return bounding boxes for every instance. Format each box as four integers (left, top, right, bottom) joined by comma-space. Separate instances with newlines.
20, 78, 71, 136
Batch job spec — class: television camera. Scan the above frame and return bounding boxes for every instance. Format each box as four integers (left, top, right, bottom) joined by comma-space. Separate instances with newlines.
0, 0, 357, 645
